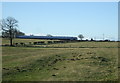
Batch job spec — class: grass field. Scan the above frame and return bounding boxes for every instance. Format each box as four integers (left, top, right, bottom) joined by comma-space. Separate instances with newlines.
2, 38, 119, 81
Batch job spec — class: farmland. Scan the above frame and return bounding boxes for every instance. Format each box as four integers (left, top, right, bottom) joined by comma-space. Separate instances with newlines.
1, 38, 119, 81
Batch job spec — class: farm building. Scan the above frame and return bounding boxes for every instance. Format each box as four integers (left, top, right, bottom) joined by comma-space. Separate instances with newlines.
16, 36, 77, 40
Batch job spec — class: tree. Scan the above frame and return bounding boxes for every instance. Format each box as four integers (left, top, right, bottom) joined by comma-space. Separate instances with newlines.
78, 34, 84, 40
13, 29, 25, 37
47, 34, 52, 37
91, 38, 94, 41
0, 17, 18, 46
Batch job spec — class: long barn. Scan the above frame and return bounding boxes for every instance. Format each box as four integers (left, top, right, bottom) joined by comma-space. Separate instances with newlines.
16, 36, 77, 40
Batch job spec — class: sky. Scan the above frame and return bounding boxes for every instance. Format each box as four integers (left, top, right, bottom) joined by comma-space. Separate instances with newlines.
2, 2, 118, 40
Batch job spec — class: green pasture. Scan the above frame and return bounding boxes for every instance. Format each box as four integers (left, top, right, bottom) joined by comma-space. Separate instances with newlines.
1, 38, 119, 81
2, 38, 118, 48
2, 38, 60, 45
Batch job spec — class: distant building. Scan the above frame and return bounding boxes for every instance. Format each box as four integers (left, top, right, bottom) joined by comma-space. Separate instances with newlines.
16, 36, 77, 40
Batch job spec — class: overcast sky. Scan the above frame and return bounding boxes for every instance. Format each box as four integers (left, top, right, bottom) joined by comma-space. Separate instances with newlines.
2, 2, 118, 40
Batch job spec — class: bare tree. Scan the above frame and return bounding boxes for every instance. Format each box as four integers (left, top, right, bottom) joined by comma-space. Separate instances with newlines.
0, 17, 18, 46
78, 34, 84, 40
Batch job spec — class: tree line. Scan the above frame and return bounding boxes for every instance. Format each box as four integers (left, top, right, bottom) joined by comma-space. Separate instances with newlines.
2, 28, 25, 38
